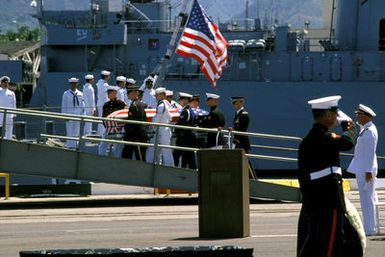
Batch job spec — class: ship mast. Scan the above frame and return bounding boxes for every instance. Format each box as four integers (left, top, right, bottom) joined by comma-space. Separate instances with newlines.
245, 0, 249, 29
152, 0, 194, 88
329, 0, 336, 41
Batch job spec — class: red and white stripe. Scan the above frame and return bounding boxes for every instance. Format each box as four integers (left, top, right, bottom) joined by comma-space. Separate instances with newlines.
104, 108, 180, 135
176, 19, 228, 86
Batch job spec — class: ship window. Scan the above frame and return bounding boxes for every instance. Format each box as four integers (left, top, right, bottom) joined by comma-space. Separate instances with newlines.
379, 19, 385, 51
42, 0, 90, 11
148, 39, 160, 50
47, 46, 86, 72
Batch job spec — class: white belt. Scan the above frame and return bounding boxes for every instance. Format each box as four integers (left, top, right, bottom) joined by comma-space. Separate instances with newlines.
310, 166, 342, 180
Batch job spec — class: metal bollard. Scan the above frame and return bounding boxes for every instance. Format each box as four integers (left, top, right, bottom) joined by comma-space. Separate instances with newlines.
14, 121, 27, 140
45, 120, 55, 135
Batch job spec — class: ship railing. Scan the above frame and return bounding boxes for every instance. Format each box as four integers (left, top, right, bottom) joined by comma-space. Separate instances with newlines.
124, 19, 176, 33
0, 107, 304, 165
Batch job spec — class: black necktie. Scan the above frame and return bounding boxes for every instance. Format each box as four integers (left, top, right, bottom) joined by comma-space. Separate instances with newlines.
71, 91, 79, 106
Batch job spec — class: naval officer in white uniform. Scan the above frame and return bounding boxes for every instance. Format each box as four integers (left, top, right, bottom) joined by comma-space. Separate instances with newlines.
0, 76, 16, 139
61, 77, 85, 148
96, 70, 110, 135
82, 74, 96, 135
348, 104, 378, 236
140, 75, 157, 108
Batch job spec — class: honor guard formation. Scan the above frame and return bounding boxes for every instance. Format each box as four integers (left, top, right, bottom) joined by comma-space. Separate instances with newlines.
13, 70, 251, 166
0, 72, 382, 254
42, 70, 253, 168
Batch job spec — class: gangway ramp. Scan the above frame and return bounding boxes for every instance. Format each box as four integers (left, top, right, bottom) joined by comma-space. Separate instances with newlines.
0, 107, 301, 202
0, 139, 300, 202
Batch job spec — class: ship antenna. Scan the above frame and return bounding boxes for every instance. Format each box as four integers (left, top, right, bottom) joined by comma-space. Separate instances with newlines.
245, 0, 249, 30
256, 0, 260, 18
329, 0, 337, 41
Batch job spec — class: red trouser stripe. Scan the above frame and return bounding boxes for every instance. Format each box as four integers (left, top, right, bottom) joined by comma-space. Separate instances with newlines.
327, 209, 337, 257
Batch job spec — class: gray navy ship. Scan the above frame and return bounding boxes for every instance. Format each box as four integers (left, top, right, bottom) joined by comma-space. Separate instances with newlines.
21, 0, 385, 173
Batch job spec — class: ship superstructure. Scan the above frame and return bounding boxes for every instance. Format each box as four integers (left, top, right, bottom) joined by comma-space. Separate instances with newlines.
27, 0, 385, 171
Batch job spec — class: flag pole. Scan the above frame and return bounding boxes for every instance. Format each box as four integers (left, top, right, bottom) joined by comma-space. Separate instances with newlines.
152, 0, 195, 88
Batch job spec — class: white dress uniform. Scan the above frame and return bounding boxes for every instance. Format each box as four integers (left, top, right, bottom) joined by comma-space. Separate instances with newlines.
348, 120, 378, 235
0, 87, 16, 139
61, 89, 85, 148
142, 88, 157, 108
139, 76, 157, 108
170, 100, 182, 111
117, 87, 131, 106
96, 78, 109, 135
82, 82, 95, 135
146, 99, 174, 166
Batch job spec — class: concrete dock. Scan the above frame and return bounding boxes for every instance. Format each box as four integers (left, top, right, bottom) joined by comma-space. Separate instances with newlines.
0, 188, 384, 257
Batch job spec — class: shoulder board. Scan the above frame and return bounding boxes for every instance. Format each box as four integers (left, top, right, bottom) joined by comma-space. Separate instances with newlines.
241, 111, 248, 115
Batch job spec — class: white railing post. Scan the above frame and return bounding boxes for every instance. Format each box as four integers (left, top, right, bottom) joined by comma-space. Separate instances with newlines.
77, 117, 85, 151
1, 109, 7, 139
152, 125, 161, 164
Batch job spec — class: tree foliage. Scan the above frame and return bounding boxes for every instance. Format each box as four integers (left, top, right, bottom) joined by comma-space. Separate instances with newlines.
0, 26, 40, 41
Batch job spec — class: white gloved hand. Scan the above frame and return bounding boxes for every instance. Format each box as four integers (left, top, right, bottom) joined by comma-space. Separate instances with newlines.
337, 110, 352, 125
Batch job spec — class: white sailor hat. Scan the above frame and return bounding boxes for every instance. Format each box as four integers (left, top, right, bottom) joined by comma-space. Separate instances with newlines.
165, 90, 173, 96
307, 95, 341, 110
84, 74, 94, 80
179, 92, 192, 99
101, 70, 111, 76
155, 87, 166, 94
126, 78, 136, 84
106, 85, 119, 91
68, 77, 79, 83
0, 76, 10, 83
206, 93, 220, 100
356, 104, 376, 117
116, 76, 126, 82
145, 76, 154, 82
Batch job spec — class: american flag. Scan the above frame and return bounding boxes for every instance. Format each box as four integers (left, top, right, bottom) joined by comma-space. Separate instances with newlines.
191, 107, 209, 116
104, 108, 180, 135
176, 0, 228, 86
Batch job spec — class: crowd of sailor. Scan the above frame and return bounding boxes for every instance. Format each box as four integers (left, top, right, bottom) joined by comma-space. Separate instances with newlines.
58, 70, 251, 168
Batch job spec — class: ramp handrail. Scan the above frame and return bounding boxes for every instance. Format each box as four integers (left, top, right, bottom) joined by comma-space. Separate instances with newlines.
0, 107, 301, 141
3, 107, 379, 163
0, 107, 304, 164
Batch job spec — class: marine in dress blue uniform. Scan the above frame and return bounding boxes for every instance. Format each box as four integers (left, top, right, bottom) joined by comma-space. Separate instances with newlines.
231, 96, 255, 179
297, 96, 362, 257
203, 93, 225, 148
231, 96, 250, 152
98, 86, 127, 156
122, 85, 148, 161
174, 93, 197, 169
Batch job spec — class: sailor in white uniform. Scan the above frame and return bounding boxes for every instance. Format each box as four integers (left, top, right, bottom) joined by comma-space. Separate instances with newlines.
61, 77, 85, 148
139, 75, 157, 108
348, 104, 378, 236
96, 70, 110, 136
0, 76, 16, 139
82, 74, 96, 135
116, 75, 127, 104
166, 90, 182, 111
146, 87, 174, 166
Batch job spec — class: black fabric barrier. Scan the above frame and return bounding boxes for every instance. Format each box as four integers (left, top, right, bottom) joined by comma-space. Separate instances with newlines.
20, 246, 253, 257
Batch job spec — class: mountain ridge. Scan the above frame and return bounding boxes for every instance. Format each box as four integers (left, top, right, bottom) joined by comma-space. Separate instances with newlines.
0, 0, 324, 32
